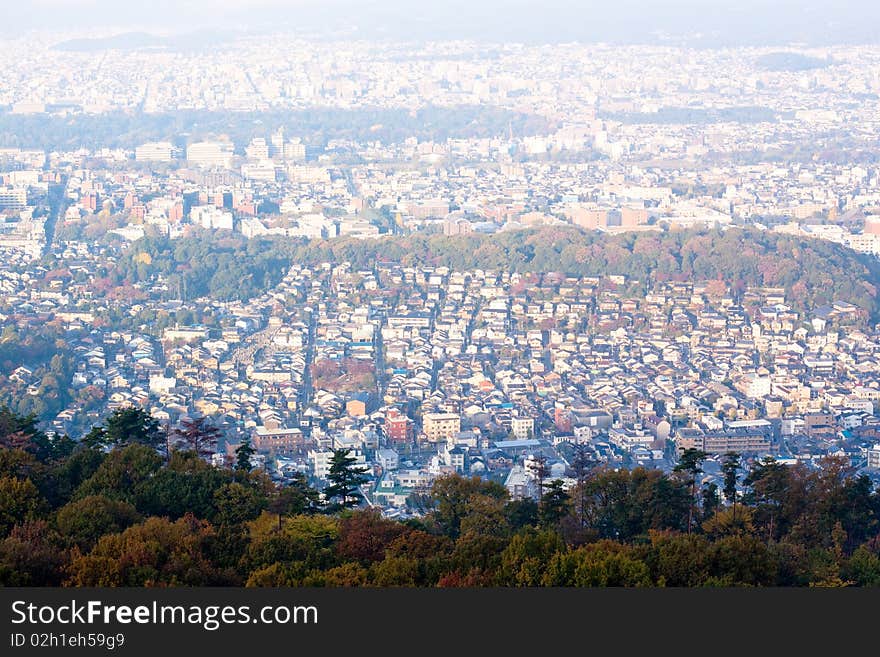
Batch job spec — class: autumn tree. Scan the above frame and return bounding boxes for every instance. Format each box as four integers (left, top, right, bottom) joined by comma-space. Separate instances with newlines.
171, 416, 221, 458
335, 510, 407, 564
0, 476, 46, 535
429, 474, 510, 539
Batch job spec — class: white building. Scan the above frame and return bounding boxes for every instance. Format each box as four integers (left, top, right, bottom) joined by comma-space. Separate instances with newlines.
186, 141, 234, 169
191, 205, 234, 231
135, 141, 174, 162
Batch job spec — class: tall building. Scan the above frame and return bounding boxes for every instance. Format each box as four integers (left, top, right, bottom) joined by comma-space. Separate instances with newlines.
443, 217, 474, 236
245, 138, 269, 160
385, 409, 414, 443
511, 416, 535, 440
80, 192, 98, 213
621, 207, 648, 228
422, 412, 461, 443
0, 186, 27, 211
554, 405, 573, 433
864, 215, 880, 236
270, 128, 285, 157
253, 427, 304, 457
191, 205, 234, 230
186, 141, 234, 169
135, 141, 174, 162
567, 206, 608, 229
283, 140, 306, 162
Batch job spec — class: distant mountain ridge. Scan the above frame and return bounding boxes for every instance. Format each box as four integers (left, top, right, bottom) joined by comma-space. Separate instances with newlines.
52, 30, 238, 53
757, 52, 833, 72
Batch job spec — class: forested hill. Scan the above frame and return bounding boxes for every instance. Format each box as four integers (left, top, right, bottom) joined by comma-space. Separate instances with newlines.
117, 226, 880, 320
287, 226, 880, 320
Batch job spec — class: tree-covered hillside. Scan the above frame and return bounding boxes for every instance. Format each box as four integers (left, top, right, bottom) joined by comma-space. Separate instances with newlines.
2, 407, 880, 587
114, 226, 880, 320
285, 226, 880, 319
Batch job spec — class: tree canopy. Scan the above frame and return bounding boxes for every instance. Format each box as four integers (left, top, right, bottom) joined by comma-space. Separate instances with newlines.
1, 407, 880, 587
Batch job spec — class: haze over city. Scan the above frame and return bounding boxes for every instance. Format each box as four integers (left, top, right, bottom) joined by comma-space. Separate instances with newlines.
2, 0, 880, 590
4, 1, 880, 45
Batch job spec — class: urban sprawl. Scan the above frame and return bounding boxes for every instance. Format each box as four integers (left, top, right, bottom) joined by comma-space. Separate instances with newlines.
3, 34, 880, 514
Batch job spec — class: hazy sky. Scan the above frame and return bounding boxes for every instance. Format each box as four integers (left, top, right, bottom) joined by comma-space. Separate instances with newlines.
3, 0, 880, 46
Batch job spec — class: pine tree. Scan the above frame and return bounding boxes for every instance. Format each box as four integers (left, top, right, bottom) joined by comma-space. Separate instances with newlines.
235, 438, 256, 473
103, 407, 162, 448
269, 474, 321, 530
701, 482, 720, 521
721, 451, 741, 521
570, 444, 595, 527
540, 479, 570, 527
527, 454, 548, 505
324, 448, 369, 509
674, 448, 707, 534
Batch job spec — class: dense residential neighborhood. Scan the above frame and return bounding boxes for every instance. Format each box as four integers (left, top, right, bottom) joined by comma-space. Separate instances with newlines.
3, 35, 880, 518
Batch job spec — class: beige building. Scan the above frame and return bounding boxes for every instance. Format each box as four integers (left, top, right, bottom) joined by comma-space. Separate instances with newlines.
511, 416, 535, 440
677, 429, 771, 455
422, 412, 461, 443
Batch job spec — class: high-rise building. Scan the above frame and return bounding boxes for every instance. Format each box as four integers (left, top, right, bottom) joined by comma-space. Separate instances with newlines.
135, 141, 174, 162
245, 138, 269, 160
864, 215, 880, 236
511, 416, 535, 440
283, 140, 306, 162
0, 186, 27, 211
80, 192, 98, 213
422, 412, 461, 443
621, 207, 649, 228
385, 409, 414, 443
186, 141, 234, 169
567, 206, 608, 229
270, 128, 285, 156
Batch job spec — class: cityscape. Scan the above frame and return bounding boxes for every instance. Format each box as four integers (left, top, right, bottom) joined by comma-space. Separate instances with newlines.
2, 3, 880, 589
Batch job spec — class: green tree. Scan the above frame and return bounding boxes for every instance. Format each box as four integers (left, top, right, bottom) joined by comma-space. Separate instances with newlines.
323, 448, 369, 509
213, 482, 268, 526
429, 474, 510, 539
540, 479, 570, 528
234, 438, 256, 474
268, 474, 321, 530
0, 476, 46, 534
721, 452, 741, 522
674, 448, 707, 534
570, 443, 595, 528
499, 528, 565, 586
743, 457, 790, 543
102, 407, 163, 448
74, 444, 163, 503
702, 482, 720, 521
55, 495, 141, 551
504, 497, 539, 531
